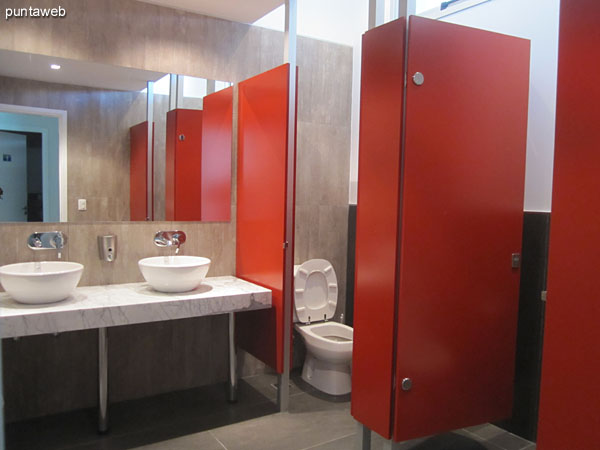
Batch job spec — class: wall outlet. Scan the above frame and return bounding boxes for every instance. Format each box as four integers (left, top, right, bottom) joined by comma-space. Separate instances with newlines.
78, 199, 87, 211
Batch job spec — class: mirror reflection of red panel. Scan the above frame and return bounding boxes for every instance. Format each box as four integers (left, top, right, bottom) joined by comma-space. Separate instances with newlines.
201, 87, 232, 222
129, 121, 153, 221
165, 109, 203, 221
236, 64, 295, 373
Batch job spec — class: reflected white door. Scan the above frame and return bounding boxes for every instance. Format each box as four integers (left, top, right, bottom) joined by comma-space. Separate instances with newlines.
0, 131, 27, 221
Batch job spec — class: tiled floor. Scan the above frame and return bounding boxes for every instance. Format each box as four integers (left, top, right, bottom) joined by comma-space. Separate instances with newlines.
5, 372, 535, 450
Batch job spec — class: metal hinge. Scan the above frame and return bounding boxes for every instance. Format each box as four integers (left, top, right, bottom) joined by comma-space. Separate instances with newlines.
541, 290, 547, 302
283, 241, 289, 249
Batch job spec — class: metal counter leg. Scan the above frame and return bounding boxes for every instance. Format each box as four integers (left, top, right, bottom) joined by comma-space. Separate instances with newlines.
227, 312, 238, 403
357, 422, 371, 450
98, 327, 109, 433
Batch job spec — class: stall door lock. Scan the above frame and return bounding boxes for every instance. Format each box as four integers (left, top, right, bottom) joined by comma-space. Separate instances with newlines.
511, 253, 521, 269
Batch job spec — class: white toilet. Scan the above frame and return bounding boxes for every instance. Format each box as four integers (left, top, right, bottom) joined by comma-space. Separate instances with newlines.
294, 259, 353, 396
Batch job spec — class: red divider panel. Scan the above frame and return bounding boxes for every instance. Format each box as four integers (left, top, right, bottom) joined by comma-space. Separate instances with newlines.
351, 18, 406, 439
201, 87, 233, 222
129, 121, 153, 221
236, 64, 295, 373
392, 17, 529, 441
538, 1, 600, 447
165, 109, 203, 221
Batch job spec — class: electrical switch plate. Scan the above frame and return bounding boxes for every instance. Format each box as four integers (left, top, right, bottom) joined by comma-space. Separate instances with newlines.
78, 199, 87, 211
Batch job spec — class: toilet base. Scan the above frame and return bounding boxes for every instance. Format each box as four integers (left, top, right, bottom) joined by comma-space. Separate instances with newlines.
301, 353, 351, 396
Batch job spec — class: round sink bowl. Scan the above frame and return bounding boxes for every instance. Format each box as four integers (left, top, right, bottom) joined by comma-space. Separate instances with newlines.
0, 261, 84, 304
138, 256, 211, 293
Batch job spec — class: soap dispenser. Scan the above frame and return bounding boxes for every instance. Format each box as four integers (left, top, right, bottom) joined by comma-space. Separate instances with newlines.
97, 235, 117, 262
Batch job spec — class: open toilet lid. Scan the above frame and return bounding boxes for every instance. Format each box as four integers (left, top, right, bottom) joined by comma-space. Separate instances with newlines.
294, 259, 337, 323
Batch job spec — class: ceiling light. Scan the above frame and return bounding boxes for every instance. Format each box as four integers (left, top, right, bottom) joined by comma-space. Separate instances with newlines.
50, 64, 61, 70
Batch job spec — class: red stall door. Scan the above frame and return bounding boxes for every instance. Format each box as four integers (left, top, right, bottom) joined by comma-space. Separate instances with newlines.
351, 18, 406, 438
130, 121, 154, 221
236, 64, 296, 373
352, 16, 530, 441
538, 1, 600, 448
165, 109, 203, 221
392, 16, 529, 441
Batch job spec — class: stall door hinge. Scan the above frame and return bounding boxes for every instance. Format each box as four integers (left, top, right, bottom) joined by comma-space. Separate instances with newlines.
541, 290, 547, 302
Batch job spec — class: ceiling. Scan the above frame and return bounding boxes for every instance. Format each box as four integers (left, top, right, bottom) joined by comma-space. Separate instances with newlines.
135, 0, 284, 24
0, 49, 166, 91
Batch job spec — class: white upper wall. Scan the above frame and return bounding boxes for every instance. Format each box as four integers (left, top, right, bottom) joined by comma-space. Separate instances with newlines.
442, 0, 560, 212
256, 0, 560, 212
253, 0, 368, 46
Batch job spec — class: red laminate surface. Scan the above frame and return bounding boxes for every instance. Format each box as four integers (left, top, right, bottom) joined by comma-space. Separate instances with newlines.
351, 18, 406, 439
201, 87, 233, 222
538, 1, 600, 448
129, 121, 153, 221
236, 64, 294, 373
165, 109, 203, 221
392, 17, 529, 441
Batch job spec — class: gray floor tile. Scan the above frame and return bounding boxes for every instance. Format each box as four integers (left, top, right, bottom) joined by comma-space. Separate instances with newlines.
61, 430, 226, 450
211, 392, 354, 450
299, 433, 356, 450
487, 431, 533, 450
242, 371, 318, 403
5, 378, 277, 450
4, 372, 536, 450
369, 430, 505, 450
465, 424, 506, 440
130, 431, 225, 450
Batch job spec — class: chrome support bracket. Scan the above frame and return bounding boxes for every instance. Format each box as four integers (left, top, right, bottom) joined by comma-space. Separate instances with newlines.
98, 327, 109, 433
227, 312, 238, 403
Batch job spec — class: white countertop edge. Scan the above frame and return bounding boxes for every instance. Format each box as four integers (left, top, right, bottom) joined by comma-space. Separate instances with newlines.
0, 276, 272, 339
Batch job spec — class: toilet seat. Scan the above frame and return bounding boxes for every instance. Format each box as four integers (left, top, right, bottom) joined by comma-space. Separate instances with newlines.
294, 259, 337, 324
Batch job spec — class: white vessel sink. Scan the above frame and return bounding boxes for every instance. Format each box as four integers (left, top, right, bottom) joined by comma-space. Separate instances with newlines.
138, 256, 211, 293
0, 261, 84, 304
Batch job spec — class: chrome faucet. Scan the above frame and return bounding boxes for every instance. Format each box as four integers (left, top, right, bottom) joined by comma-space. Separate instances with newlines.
154, 230, 186, 255
28, 231, 67, 259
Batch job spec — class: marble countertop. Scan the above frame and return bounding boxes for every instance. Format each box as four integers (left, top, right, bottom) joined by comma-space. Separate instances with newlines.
0, 276, 271, 338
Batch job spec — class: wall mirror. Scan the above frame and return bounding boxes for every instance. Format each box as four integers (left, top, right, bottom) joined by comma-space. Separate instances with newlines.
0, 49, 233, 223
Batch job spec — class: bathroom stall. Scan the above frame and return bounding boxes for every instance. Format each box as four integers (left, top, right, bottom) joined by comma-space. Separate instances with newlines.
235, 64, 297, 376
537, 0, 600, 447
352, 16, 530, 443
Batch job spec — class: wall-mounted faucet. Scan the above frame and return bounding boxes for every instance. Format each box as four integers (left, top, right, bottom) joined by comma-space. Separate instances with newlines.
154, 230, 186, 255
28, 231, 67, 259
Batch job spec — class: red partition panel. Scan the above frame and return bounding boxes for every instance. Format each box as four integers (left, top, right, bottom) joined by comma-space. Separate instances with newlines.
165, 109, 203, 221
201, 87, 233, 221
351, 18, 406, 439
391, 17, 529, 441
130, 121, 153, 221
538, 1, 600, 448
236, 64, 295, 373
